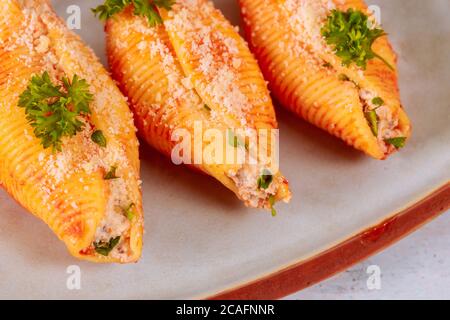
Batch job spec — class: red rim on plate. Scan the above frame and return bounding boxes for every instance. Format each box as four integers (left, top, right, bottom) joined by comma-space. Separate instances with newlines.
209, 183, 450, 300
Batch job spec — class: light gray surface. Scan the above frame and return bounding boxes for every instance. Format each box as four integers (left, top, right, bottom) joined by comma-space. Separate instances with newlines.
287, 211, 449, 300
0, 0, 448, 299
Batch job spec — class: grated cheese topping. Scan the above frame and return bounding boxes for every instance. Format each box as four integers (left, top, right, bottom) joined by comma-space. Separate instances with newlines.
164, 0, 251, 126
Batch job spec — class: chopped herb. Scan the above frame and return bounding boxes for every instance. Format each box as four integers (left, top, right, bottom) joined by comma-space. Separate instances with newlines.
91, 130, 107, 147
92, 0, 175, 27
124, 203, 135, 221
258, 170, 273, 190
372, 97, 384, 107
323, 62, 332, 68
385, 137, 406, 149
228, 130, 239, 148
228, 130, 247, 150
338, 74, 350, 82
104, 166, 119, 180
204, 104, 211, 111
338, 74, 360, 88
364, 110, 379, 136
94, 236, 120, 256
18, 72, 93, 152
269, 195, 277, 217
321, 9, 394, 71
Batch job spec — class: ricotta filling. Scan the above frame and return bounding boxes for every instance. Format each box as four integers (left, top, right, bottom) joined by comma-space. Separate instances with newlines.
359, 89, 403, 154
227, 164, 280, 209
93, 177, 133, 260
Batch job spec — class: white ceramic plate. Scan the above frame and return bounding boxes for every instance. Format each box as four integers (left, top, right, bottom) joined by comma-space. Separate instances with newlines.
0, 0, 449, 299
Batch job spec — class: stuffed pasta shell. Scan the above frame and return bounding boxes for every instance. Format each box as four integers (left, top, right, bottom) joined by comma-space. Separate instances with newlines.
103, 0, 291, 210
239, 0, 412, 159
0, 0, 143, 263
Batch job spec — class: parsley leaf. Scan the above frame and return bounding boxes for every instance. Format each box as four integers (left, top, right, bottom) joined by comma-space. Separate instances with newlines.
18, 72, 93, 152
364, 110, 378, 136
94, 236, 121, 256
92, 0, 175, 27
91, 130, 107, 148
91, 0, 128, 21
372, 97, 384, 107
104, 166, 119, 180
124, 203, 135, 221
385, 137, 406, 149
258, 170, 273, 190
269, 195, 277, 217
338, 74, 350, 81
228, 130, 248, 150
322, 9, 394, 71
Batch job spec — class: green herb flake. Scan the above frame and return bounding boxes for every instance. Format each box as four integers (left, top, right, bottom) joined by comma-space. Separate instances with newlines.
258, 170, 273, 190
372, 97, 384, 107
228, 130, 239, 148
91, 130, 107, 148
124, 203, 135, 221
18, 72, 93, 152
92, 0, 175, 27
364, 110, 379, 136
385, 137, 406, 149
321, 9, 394, 71
269, 195, 277, 217
228, 130, 247, 150
338, 74, 350, 82
104, 166, 119, 180
94, 236, 121, 256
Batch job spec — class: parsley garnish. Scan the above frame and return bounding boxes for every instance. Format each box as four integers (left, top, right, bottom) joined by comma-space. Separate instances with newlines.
124, 203, 135, 221
94, 236, 121, 256
104, 166, 119, 180
258, 170, 273, 190
91, 130, 107, 148
364, 110, 378, 136
92, 0, 175, 27
269, 195, 277, 217
372, 97, 384, 107
322, 9, 394, 71
385, 137, 406, 149
18, 72, 93, 152
228, 130, 248, 150
338, 74, 350, 82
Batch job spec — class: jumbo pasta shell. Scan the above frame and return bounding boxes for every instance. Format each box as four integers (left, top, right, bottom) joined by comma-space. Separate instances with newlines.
0, 0, 143, 263
106, 0, 291, 209
238, 0, 411, 159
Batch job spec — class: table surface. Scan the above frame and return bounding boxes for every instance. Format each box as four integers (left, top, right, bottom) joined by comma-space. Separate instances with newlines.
286, 210, 449, 300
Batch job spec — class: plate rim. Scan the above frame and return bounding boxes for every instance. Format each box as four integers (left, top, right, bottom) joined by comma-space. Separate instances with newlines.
207, 182, 450, 300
